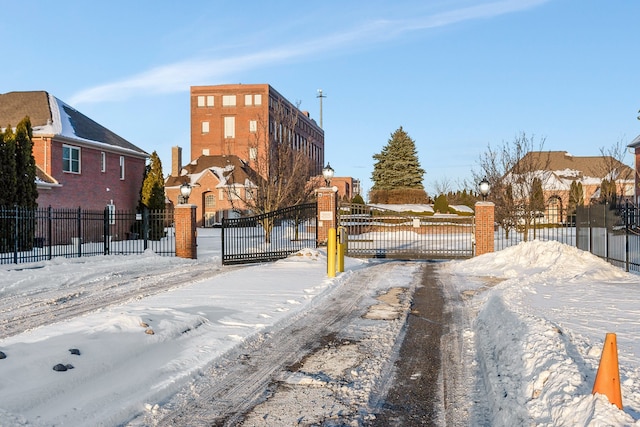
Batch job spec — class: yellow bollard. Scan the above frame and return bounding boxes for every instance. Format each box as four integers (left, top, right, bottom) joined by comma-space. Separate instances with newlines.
327, 228, 336, 278
337, 226, 347, 273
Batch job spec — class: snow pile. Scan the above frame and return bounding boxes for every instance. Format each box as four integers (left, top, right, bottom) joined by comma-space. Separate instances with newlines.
446, 240, 640, 426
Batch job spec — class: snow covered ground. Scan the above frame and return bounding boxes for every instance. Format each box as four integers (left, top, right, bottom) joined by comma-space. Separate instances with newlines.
0, 228, 639, 425
445, 240, 640, 426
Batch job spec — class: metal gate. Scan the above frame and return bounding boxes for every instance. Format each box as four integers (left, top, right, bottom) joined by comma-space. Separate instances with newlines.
222, 203, 317, 265
339, 204, 474, 259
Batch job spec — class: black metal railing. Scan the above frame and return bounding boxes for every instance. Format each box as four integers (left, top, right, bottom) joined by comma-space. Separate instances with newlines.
0, 206, 175, 265
222, 203, 317, 265
576, 201, 640, 272
494, 205, 576, 251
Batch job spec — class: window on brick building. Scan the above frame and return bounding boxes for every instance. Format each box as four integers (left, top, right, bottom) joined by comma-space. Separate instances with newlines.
249, 120, 257, 133
202, 121, 210, 134
222, 95, 236, 106
119, 156, 125, 180
101, 152, 106, 173
62, 145, 80, 173
207, 95, 214, 106
245, 94, 252, 106
205, 194, 216, 208
249, 147, 257, 161
224, 117, 235, 138
197, 96, 205, 107
254, 94, 262, 105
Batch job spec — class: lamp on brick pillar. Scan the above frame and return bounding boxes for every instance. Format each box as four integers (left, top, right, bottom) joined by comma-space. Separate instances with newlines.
317, 162, 338, 246
322, 163, 334, 187
179, 182, 192, 204
479, 177, 490, 201
475, 177, 494, 256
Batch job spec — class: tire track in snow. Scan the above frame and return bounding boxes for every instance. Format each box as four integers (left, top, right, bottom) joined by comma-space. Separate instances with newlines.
146, 262, 417, 426
0, 264, 229, 340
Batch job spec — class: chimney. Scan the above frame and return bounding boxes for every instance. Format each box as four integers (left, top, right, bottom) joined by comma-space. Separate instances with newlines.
172, 146, 182, 177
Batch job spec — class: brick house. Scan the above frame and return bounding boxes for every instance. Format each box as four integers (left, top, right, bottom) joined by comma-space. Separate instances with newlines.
165, 147, 257, 227
0, 91, 148, 211
509, 151, 634, 222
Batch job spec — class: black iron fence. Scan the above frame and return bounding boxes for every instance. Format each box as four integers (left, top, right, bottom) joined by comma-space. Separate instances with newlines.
221, 203, 317, 265
494, 205, 576, 251
0, 206, 175, 265
576, 201, 640, 272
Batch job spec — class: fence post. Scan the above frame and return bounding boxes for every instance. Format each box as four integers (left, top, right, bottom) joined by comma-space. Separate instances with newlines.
143, 208, 149, 251
76, 206, 82, 257
13, 206, 18, 264
625, 201, 630, 272
47, 206, 52, 260
175, 204, 197, 259
475, 201, 495, 256
103, 207, 110, 255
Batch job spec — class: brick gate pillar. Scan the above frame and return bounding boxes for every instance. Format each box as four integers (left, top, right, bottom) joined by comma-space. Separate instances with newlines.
316, 187, 338, 246
475, 201, 495, 256
175, 204, 197, 259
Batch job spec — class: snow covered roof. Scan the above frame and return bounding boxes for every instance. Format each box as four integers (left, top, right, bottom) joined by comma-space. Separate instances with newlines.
165, 154, 256, 188
627, 134, 640, 148
0, 91, 148, 157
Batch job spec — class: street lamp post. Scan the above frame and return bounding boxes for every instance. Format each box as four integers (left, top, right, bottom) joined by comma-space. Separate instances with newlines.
322, 163, 334, 187
179, 182, 192, 204
479, 177, 491, 201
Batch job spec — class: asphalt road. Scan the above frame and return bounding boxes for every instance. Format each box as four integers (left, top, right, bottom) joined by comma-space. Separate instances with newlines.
371, 262, 448, 426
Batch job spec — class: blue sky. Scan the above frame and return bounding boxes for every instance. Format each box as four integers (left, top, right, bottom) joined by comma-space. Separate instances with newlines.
2, 0, 639, 197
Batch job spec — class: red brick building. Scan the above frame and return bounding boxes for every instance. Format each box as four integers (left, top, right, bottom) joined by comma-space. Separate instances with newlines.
190, 84, 324, 175
173, 84, 327, 223
0, 91, 148, 211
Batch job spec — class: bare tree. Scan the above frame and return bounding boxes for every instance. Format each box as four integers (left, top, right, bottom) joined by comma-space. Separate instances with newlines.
227, 98, 317, 243
473, 132, 549, 241
595, 138, 634, 203
431, 177, 452, 197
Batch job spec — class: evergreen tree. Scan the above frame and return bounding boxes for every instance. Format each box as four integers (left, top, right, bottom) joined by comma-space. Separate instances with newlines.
530, 177, 545, 213
351, 194, 365, 205
139, 152, 165, 240
0, 125, 17, 207
433, 194, 449, 214
568, 181, 584, 213
371, 127, 425, 190
140, 151, 165, 210
14, 117, 38, 209
599, 179, 617, 205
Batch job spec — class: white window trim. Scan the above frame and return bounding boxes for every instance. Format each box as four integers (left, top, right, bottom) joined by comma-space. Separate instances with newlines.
107, 203, 116, 225
62, 144, 81, 174
254, 94, 262, 105
101, 151, 106, 173
206, 95, 214, 107
224, 116, 235, 138
222, 95, 236, 107
119, 156, 125, 180
202, 121, 210, 134
197, 95, 205, 107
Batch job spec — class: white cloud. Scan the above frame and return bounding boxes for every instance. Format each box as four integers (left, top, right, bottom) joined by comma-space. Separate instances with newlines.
69, 0, 550, 105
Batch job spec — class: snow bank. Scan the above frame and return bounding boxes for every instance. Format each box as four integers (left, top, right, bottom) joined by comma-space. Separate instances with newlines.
446, 240, 640, 426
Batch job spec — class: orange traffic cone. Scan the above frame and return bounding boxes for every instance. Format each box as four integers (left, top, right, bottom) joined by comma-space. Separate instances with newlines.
592, 333, 623, 409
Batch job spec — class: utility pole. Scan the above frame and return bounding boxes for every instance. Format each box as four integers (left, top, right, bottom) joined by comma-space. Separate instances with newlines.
317, 89, 326, 129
